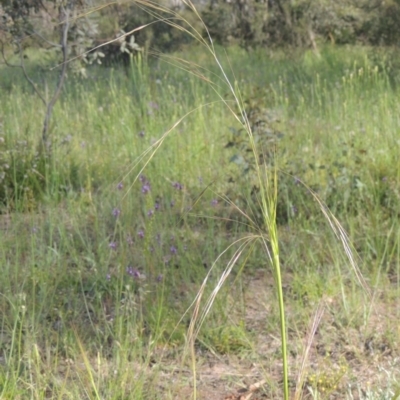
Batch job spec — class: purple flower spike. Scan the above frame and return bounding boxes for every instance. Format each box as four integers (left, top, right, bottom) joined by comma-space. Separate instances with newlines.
155, 201, 160, 211
156, 274, 163, 283
170, 245, 177, 255
117, 182, 124, 190
173, 182, 183, 190
147, 209, 154, 218
137, 230, 145, 239
112, 208, 121, 218
106, 273, 111, 281
211, 199, 218, 206
126, 266, 141, 278
109, 241, 118, 250
141, 183, 151, 194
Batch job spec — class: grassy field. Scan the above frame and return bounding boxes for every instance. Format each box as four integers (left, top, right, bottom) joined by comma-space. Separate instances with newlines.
1, 44, 400, 399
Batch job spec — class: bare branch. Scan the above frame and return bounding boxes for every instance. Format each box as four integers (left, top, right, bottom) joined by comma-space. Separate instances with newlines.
18, 43, 47, 106
0, 40, 47, 105
41, 4, 70, 147
28, 30, 62, 48
0, 41, 20, 68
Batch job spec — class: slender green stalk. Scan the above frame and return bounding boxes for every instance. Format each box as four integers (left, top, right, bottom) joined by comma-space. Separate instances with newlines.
260, 168, 289, 399
271, 236, 289, 399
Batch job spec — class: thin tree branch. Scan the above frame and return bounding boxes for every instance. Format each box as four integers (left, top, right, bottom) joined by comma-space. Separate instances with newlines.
41, 4, 70, 147
0, 40, 47, 105
29, 30, 62, 48
0, 40, 20, 68
18, 42, 47, 106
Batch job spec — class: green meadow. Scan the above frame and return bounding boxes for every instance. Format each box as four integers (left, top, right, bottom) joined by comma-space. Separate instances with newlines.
1, 44, 400, 399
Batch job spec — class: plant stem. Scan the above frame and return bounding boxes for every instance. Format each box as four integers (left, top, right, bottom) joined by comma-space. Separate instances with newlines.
263, 170, 289, 400
273, 249, 289, 400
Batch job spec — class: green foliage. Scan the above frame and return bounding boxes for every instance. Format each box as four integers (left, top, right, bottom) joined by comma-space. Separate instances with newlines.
225, 88, 292, 224
224, 55, 400, 225
0, 133, 43, 210
96, 2, 200, 56
204, 324, 251, 354
0, 119, 83, 210
358, 0, 400, 46
197, 0, 400, 49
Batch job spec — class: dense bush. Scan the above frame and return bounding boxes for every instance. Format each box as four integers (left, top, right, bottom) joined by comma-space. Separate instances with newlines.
95, 2, 201, 56
198, 0, 400, 49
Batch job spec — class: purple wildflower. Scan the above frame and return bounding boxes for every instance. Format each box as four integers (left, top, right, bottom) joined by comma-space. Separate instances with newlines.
126, 235, 134, 245
170, 245, 177, 255
109, 241, 118, 250
137, 230, 145, 239
140, 175, 151, 194
211, 199, 218, 206
155, 201, 160, 211
382, 176, 388, 182
172, 182, 183, 190
117, 182, 124, 190
141, 183, 151, 194
147, 209, 154, 218
106, 273, 111, 281
156, 274, 163, 283
112, 208, 121, 218
126, 266, 141, 278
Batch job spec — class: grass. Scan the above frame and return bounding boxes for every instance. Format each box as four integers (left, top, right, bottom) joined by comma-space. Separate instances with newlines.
1, 32, 400, 399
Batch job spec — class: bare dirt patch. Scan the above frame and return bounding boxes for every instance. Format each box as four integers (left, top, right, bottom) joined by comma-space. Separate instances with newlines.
164, 269, 400, 399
